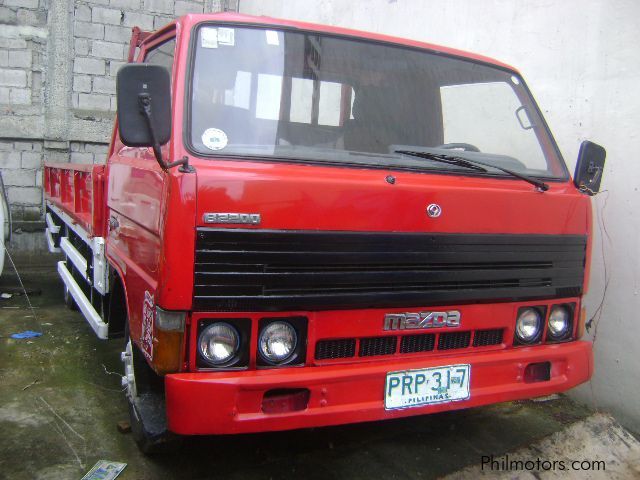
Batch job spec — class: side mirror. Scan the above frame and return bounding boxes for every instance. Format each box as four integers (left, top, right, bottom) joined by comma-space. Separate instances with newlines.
574, 140, 606, 195
116, 64, 171, 147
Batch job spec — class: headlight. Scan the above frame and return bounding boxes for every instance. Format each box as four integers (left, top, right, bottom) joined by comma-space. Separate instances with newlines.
198, 322, 239, 365
515, 307, 543, 344
548, 305, 571, 339
259, 321, 297, 363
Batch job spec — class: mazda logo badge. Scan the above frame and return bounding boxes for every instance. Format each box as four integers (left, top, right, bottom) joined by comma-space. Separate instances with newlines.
426, 203, 442, 218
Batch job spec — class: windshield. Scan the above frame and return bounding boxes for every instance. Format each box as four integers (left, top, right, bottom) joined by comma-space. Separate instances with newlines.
189, 25, 568, 179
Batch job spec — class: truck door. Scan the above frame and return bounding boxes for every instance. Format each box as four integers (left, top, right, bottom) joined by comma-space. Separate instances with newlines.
106, 34, 176, 351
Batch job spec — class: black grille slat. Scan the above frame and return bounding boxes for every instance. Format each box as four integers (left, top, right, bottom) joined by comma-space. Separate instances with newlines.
359, 337, 397, 357
400, 334, 436, 353
315, 339, 356, 360
473, 329, 504, 347
194, 229, 586, 311
438, 331, 472, 350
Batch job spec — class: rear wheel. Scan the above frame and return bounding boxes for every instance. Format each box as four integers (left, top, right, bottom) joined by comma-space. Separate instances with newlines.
121, 324, 180, 454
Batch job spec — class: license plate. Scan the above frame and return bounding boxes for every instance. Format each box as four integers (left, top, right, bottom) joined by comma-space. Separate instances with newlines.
384, 364, 470, 410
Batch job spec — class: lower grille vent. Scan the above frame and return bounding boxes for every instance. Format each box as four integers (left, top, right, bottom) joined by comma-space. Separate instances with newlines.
438, 331, 472, 350
359, 336, 397, 357
315, 339, 356, 360
400, 334, 436, 353
473, 329, 504, 347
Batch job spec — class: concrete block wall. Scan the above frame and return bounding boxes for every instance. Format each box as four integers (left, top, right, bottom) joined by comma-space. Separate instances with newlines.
0, 0, 237, 230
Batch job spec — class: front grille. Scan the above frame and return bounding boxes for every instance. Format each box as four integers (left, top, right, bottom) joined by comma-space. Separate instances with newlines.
473, 329, 504, 347
315, 329, 504, 361
359, 336, 397, 357
315, 339, 356, 360
400, 334, 435, 353
438, 331, 472, 350
194, 229, 587, 311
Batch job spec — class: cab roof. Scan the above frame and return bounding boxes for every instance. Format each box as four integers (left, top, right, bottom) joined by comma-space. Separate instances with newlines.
144, 12, 519, 73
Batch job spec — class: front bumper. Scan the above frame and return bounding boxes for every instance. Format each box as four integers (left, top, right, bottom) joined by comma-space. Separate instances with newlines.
165, 341, 593, 435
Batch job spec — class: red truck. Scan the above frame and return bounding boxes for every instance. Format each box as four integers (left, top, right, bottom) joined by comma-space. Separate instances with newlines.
43, 13, 606, 452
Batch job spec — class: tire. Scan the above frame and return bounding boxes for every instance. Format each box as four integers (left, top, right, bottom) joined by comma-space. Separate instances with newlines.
122, 323, 180, 454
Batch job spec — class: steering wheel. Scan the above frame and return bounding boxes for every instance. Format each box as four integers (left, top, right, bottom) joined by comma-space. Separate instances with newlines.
434, 142, 481, 152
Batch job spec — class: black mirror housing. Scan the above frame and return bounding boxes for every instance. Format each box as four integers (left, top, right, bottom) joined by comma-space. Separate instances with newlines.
116, 64, 171, 147
574, 140, 606, 195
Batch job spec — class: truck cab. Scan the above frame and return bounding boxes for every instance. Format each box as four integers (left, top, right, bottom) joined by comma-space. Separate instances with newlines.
44, 13, 606, 452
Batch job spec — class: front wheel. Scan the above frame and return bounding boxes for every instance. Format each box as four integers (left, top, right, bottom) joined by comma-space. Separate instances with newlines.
121, 328, 180, 454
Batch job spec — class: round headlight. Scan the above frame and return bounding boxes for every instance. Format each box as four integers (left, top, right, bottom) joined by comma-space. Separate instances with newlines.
548, 306, 571, 339
259, 321, 297, 363
198, 322, 239, 365
515, 308, 542, 343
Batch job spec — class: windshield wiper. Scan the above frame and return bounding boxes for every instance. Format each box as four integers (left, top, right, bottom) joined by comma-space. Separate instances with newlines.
395, 150, 549, 192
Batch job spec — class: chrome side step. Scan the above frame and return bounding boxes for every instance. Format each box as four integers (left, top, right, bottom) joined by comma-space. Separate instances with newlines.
57, 260, 108, 339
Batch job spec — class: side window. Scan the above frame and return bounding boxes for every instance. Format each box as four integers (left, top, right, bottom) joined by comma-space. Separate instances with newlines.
144, 38, 176, 75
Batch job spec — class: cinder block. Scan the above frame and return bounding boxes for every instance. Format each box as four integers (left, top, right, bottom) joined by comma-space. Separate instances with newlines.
175, 1, 203, 16
23, 205, 42, 220
22, 152, 42, 169
123, 12, 154, 30
70, 151, 94, 163
92, 76, 116, 94
74, 4, 91, 22
8, 50, 32, 69
153, 15, 173, 30
0, 141, 14, 151
7, 186, 42, 205
0, 51, 7, 67
143, 0, 173, 14
109, 60, 126, 76
110, 0, 140, 9
84, 143, 109, 155
0, 151, 21, 168
73, 57, 105, 75
0, 7, 18, 25
91, 40, 125, 60
73, 75, 92, 92
0, 38, 27, 49
3, 0, 39, 9
92, 7, 122, 25
1, 168, 36, 186
14, 142, 34, 151
0, 69, 27, 88
104, 25, 130, 43
45, 150, 70, 163
78, 93, 111, 111
17, 8, 46, 25
75, 38, 90, 56
10, 88, 30, 105
0, 87, 10, 103
74, 21, 105, 40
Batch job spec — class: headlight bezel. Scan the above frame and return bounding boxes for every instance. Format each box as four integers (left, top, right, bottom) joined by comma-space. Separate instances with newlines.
514, 306, 545, 345
257, 317, 308, 367
196, 318, 251, 369
546, 304, 575, 342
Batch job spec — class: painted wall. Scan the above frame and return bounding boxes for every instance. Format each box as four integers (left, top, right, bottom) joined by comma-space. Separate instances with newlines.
239, 0, 640, 433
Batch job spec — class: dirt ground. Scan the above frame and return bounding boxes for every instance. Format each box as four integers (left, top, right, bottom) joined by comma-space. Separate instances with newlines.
0, 258, 598, 480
